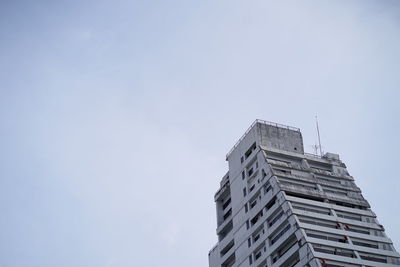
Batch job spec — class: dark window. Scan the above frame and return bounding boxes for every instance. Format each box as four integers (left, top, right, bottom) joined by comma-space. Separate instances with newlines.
245, 142, 256, 159
265, 197, 276, 210
222, 198, 231, 210
248, 167, 254, 176
269, 211, 284, 227
249, 184, 255, 192
271, 224, 290, 245
264, 185, 272, 194
262, 169, 266, 178
223, 209, 232, 220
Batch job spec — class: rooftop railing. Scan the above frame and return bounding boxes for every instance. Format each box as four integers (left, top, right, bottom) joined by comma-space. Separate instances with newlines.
226, 119, 300, 159
304, 152, 322, 159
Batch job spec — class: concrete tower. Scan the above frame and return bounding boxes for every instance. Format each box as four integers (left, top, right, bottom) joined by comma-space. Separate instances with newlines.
208, 120, 400, 267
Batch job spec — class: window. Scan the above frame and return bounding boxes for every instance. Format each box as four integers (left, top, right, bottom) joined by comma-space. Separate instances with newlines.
222, 198, 231, 210
274, 168, 290, 174
218, 221, 233, 241
268, 211, 284, 227
243, 188, 247, 197
223, 209, 232, 220
220, 240, 235, 257
306, 230, 347, 243
251, 210, 263, 226
248, 167, 254, 177
343, 224, 370, 235
313, 244, 355, 258
271, 224, 290, 245
264, 184, 272, 194
245, 142, 256, 159
255, 250, 262, 260
291, 203, 330, 215
358, 253, 387, 263
353, 240, 378, 249
265, 197, 276, 210
336, 211, 361, 221
262, 169, 266, 178
249, 184, 255, 192
298, 216, 338, 229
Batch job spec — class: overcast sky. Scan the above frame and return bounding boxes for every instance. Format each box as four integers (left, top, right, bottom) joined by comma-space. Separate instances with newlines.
1, 0, 400, 266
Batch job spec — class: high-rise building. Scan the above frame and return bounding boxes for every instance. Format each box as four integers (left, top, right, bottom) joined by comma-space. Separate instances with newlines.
208, 120, 400, 267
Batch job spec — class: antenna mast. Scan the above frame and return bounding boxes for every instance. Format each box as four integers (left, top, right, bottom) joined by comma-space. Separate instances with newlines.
316, 115, 323, 156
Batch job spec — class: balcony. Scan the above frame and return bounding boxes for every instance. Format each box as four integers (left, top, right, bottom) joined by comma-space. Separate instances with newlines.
279, 183, 325, 199
214, 180, 230, 201
279, 182, 370, 208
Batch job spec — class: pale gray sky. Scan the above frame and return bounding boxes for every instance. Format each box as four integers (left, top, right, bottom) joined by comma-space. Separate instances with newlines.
1, 1, 400, 266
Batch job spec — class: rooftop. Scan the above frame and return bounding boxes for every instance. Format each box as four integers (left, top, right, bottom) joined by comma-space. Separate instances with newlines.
226, 119, 301, 159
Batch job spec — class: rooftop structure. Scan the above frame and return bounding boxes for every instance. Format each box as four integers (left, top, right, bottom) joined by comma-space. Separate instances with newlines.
209, 120, 400, 267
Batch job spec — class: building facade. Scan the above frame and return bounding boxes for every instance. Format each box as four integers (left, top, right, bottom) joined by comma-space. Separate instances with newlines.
208, 120, 400, 267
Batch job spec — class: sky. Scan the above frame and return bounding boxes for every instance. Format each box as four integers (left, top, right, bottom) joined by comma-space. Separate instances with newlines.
0, 0, 400, 266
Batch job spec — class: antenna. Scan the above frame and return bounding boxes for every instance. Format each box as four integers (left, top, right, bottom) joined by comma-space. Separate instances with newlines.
315, 115, 323, 156
311, 144, 319, 155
